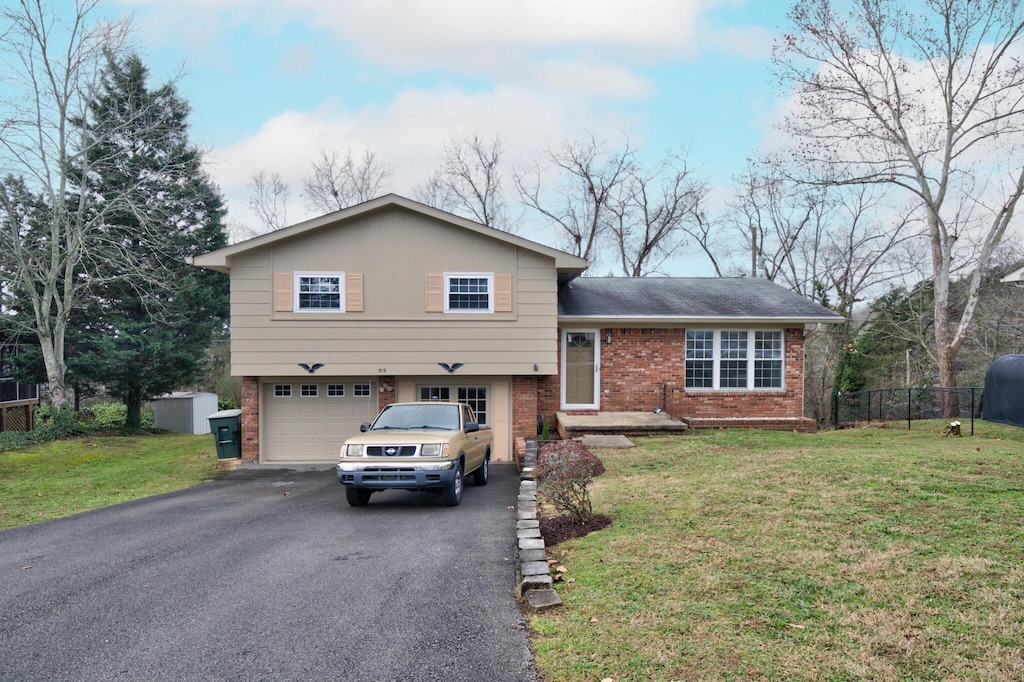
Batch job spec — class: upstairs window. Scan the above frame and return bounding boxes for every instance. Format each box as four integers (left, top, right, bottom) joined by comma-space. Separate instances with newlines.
294, 272, 344, 312
444, 273, 493, 313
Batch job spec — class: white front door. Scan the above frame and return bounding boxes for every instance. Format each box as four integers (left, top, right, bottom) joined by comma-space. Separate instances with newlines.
561, 329, 600, 410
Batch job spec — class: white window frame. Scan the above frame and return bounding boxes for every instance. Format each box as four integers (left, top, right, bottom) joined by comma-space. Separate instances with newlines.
300, 384, 319, 398
443, 272, 494, 314
327, 384, 345, 397
273, 384, 292, 398
353, 383, 371, 397
684, 329, 785, 391
294, 271, 345, 313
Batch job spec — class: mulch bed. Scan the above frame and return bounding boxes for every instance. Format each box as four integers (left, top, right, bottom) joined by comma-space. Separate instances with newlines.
539, 513, 612, 546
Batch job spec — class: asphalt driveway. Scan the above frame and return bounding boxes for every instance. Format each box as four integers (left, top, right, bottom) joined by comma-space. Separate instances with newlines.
0, 463, 539, 681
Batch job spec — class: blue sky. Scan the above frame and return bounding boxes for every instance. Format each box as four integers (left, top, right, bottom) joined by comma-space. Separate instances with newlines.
105, 1, 797, 269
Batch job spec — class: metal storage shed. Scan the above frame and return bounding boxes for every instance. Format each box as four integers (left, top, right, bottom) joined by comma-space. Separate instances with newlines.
153, 392, 219, 435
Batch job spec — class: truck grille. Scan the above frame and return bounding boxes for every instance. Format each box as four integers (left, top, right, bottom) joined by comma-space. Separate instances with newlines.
362, 467, 417, 482
366, 445, 418, 457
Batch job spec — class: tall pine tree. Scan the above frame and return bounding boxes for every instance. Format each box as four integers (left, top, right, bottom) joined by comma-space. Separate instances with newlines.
71, 53, 228, 430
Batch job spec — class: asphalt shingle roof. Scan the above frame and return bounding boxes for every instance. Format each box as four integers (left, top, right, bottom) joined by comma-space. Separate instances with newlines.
558, 277, 844, 321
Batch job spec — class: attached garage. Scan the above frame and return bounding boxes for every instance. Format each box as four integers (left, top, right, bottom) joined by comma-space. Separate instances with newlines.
261, 379, 378, 463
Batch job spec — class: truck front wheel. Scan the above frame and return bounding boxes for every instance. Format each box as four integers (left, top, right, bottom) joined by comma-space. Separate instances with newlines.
346, 487, 372, 507
472, 455, 489, 486
442, 463, 463, 506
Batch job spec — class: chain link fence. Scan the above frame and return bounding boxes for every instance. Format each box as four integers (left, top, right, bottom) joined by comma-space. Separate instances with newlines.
834, 387, 983, 433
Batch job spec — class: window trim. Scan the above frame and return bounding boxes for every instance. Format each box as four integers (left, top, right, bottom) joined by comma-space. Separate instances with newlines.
443, 272, 494, 314
353, 383, 371, 397
685, 329, 785, 391
273, 384, 293, 398
327, 384, 345, 397
300, 384, 319, 398
293, 271, 346, 313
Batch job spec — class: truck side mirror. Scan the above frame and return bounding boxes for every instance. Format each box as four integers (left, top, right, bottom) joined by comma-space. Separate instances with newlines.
464, 422, 479, 434
360, 422, 370, 432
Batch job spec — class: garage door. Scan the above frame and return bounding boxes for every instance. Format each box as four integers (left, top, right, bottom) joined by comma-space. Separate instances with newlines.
262, 380, 377, 462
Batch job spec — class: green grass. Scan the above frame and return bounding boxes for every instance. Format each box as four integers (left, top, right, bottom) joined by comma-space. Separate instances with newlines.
530, 421, 1024, 681
0, 433, 230, 530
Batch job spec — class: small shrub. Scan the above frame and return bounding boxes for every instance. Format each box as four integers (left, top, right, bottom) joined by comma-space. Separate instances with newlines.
217, 395, 240, 410
535, 440, 605, 524
86, 402, 128, 430
540, 420, 551, 441
214, 376, 241, 410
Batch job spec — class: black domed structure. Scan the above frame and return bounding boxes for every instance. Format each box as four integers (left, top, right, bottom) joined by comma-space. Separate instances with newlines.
982, 355, 1024, 428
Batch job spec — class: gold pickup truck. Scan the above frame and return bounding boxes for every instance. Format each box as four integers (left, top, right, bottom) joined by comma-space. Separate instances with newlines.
337, 402, 492, 507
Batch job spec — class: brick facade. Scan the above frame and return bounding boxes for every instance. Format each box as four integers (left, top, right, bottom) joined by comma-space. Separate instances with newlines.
377, 376, 396, 412
512, 376, 539, 441
241, 376, 259, 463
668, 328, 806, 420
533, 326, 808, 429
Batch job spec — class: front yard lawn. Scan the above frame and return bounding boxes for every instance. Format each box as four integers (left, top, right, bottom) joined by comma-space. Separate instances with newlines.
0, 433, 228, 530
530, 422, 1024, 681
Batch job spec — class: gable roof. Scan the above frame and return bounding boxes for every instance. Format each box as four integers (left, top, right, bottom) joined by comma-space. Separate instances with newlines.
558, 277, 844, 324
191, 193, 589, 283
1001, 265, 1024, 285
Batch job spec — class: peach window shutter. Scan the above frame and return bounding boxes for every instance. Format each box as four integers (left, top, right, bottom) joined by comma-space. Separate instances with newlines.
274, 273, 293, 312
494, 273, 512, 312
345, 273, 364, 312
426, 274, 444, 312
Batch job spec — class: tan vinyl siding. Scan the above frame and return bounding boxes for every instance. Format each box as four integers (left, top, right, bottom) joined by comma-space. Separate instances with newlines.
226, 206, 559, 377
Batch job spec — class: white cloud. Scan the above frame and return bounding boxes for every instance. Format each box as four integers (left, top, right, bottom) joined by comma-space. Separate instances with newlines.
207, 85, 630, 235
277, 45, 316, 76
528, 60, 656, 99
119, 0, 769, 75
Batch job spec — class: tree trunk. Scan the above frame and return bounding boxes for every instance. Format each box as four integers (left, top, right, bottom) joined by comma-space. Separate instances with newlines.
932, 284, 961, 418
125, 382, 142, 432
37, 328, 69, 409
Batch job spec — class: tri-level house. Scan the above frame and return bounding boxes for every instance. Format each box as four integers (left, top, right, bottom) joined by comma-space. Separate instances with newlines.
192, 195, 842, 464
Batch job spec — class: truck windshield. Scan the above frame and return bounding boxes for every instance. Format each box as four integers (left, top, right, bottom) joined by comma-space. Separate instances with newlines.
372, 404, 461, 431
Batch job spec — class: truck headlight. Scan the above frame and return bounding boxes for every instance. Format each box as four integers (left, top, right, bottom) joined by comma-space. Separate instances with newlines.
343, 444, 364, 457
420, 443, 449, 457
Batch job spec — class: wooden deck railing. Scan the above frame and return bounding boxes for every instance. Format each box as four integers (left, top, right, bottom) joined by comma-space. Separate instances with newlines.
0, 398, 38, 432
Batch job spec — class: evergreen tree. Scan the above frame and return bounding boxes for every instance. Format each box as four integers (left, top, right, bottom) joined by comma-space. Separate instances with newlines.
70, 53, 227, 430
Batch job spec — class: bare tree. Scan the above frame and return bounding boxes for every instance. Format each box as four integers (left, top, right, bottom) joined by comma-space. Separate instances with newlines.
722, 159, 827, 284
607, 149, 709, 276
776, 0, 1024, 414
302, 148, 391, 214
415, 133, 516, 231
247, 169, 289, 234
0, 0, 133, 408
514, 134, 635, 262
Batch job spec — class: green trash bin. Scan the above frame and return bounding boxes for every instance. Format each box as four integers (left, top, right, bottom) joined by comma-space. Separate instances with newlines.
207, 409, 242, 459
